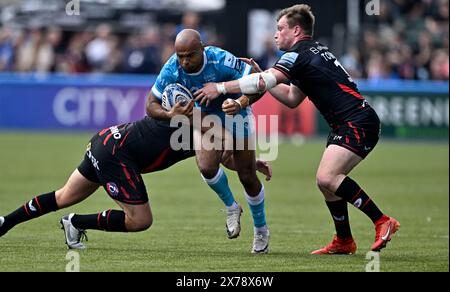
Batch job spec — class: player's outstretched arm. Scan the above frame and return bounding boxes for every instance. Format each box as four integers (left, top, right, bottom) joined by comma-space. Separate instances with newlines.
269, 83, 307, 108
194, 68, 287, 105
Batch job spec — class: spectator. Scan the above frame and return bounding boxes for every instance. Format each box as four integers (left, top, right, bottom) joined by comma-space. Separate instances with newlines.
85, 24, 113, 72
15, 27, 42, 72
176, 11, 208, 43
0, 27, 14, 71
122, 27, 162, 74
35, 27, 62, 73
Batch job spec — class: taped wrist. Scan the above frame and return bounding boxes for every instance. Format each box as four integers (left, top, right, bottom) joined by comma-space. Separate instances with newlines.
238, 72, 277, 94
216, 82, 227, 95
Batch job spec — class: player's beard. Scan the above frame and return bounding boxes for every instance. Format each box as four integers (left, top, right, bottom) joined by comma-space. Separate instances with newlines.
183, 63, 201, 74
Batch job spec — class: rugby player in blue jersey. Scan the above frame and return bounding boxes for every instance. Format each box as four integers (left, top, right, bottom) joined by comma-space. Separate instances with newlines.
146, 29, 270, 253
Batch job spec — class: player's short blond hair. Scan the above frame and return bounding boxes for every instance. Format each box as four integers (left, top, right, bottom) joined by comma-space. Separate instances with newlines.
277, 4, 315, 36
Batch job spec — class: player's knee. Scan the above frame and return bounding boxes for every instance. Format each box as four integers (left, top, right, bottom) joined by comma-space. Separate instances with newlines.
137, 219, 152, 231
126, 215, 153, 232
316, 173, 335, 192
198, 165, 220, 180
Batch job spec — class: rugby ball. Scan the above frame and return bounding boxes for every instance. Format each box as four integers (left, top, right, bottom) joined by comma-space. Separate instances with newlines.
161, 83, 193, 111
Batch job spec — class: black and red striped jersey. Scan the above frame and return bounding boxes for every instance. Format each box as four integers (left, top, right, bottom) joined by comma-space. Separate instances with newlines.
273, 38, 378, 128
97, 116, 194, 174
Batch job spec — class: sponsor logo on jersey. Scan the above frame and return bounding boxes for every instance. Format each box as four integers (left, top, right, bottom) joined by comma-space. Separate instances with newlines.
223, 52, 237, 69
106, 182, 119, 197
87, 150, 100, 171
109, 126, 122, 140
278, 52, 299, 67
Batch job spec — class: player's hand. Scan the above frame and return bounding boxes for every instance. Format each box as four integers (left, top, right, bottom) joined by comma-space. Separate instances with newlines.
256, 160, 272, 181
194, 83, 220, 107
169, 100, 194, 118
240, 58, 263, 73
222, 98, 241, 116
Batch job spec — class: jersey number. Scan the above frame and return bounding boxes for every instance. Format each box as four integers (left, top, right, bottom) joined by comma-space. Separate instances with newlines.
321, 52, 354, 83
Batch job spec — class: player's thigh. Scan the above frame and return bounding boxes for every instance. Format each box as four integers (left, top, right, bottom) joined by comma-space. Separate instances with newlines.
194, 130, 222, 166
56, 169, 100, 208
317, 144, 363, 178
233, 147, 257, 174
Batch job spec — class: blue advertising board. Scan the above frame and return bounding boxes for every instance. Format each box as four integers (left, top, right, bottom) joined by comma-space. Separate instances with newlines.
0, 73, 154, 130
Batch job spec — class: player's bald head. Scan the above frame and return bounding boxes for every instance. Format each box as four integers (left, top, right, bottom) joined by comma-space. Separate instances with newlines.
175, 29, 203, 51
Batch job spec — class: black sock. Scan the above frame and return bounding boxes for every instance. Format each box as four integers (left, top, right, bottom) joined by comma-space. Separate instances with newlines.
335, 177, 383, 223
1, 192, 58, 233
71, 209, 127, 232
325, 200, 352, 239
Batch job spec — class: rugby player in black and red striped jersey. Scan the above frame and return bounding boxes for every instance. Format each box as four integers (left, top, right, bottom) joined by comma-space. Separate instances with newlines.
0, 115, 272, 249
195, 4, 399, 254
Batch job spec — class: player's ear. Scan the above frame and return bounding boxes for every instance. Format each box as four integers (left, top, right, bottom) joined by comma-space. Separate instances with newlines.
294, 25, 302, 36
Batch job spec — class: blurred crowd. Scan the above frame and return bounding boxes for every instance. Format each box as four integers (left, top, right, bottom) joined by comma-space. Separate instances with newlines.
253, 0, 449, 81
342, 0, 449, 81
0, 1, 449, 81
0, 11, 222, 75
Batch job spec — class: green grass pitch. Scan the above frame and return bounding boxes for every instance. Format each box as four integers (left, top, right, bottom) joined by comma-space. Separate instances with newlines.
0, 132, 448, 272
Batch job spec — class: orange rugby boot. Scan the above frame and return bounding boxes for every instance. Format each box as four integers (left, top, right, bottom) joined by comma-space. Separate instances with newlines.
371, 215, 400, 252
311, 235, 357, 255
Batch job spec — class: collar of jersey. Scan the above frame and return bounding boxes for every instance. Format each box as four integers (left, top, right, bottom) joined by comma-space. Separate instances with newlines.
290, 36, 313, 51
185, 51, 207, 76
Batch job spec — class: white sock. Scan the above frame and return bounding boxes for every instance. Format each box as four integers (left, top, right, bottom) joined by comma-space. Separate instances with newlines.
254, 225, 268, 234
226, 201, 239, 212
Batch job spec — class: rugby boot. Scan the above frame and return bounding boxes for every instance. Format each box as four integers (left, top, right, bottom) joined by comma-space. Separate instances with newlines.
371, 215, 400, 252
226, 205, 243, 239
60, 213, 88, 249
311, 235, 357, 255
252, 229, 269, 254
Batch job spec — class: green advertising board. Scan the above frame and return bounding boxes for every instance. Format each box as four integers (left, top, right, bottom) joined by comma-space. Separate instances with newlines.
317, 81, 449, 139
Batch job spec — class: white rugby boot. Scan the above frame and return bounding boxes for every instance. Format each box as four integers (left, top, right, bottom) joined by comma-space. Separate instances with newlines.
252, 229, 269, 254
226, 205, 243, 239
60, 213, 87, 249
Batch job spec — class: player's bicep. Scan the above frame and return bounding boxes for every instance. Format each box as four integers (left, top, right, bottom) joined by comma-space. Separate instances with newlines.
146, 90, 164, 117
151, 67, 175, 101
268, 68, 290, 84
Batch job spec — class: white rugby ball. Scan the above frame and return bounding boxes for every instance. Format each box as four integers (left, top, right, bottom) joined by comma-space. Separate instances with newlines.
161, 83, 193, 111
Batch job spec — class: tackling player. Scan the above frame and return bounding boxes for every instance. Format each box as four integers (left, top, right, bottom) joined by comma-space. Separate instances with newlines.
146, 29, 270, 253
0, 116, 272, 249
194, 4, 400, 254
